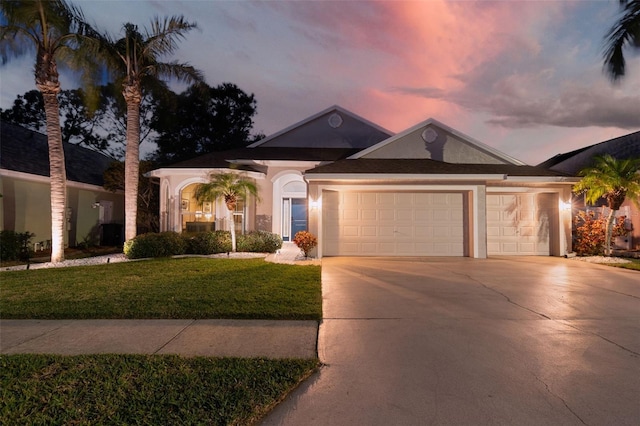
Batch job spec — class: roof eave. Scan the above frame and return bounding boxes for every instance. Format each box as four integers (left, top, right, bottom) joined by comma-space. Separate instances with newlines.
505, 176, 579, 183
304, 173, 508, 181
145, 167, 265, 180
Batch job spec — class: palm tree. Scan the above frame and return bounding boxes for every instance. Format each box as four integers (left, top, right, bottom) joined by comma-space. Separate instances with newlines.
194, 173, 259, 252
573, 154, 640, 255
0, 0, 98, 262
603, 0, 640, 81
100, 17, 203, 242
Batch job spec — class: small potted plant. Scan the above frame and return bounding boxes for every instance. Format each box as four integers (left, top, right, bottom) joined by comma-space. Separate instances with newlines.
293, 230, 318, 259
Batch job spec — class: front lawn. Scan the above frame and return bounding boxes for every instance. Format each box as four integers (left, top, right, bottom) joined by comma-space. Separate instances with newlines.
0, 354, 319, 425
0, 258, 322, 320
605, 258, 640, 271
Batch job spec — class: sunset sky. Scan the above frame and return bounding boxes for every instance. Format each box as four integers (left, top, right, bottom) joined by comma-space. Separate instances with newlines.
1, 0, 638, 165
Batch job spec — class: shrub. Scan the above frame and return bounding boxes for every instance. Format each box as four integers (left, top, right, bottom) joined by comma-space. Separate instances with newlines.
573, 210, 628, 256
124, 232, 186, 259
293, 231, 317, 258
185, 231, 232, 255
0, 230, 34, 262
237, 231, 283, 253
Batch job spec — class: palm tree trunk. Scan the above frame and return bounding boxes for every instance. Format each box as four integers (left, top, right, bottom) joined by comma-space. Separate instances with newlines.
123, 85, 141, 242
605, 208, 616, 256
228, 208, 237, 252
41, 89, 66, 263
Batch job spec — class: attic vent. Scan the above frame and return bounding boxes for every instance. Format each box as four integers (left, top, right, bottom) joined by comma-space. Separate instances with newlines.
421, 127, 438, 144
328, 113, 343, 128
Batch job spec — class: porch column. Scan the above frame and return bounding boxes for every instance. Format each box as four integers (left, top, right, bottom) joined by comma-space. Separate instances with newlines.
307, 183, 321, 258
472, 185, 487, 259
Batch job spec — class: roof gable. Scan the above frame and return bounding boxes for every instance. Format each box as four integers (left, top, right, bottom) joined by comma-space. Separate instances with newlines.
350, 118, 525, 165
249, 105, 393, 149
1, 122, 115, 186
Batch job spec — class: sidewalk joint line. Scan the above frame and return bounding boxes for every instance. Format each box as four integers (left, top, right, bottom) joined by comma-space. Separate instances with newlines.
152, 319, 197, 355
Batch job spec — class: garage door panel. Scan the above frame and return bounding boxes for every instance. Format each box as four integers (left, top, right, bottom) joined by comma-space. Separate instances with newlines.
487, 210, 501, 221
378, 193, 395, 205
433, 209, 452, 221
432, 194, 449, 204
502, 243, 518, 253
379, 209, 395, 220
450, 210, 464, 221
486, 226, 500, 237
362, 209, 377, 220
341, 242, 359, 253
414, 193, 430, 205
415, 209, 431, 221
433, 227, 451, 237
344, 209, 358, 220
397, 210, 413, 221
520, 242, 536, 252
397, 243, 416, 253
343, 193, 359, 206
379, 227, 395, 237
519, 210, 535, 221
520, 226, 534, 237
361, 193, 376, 205
503, 227, 517, 236
397, 193, 414, 204
451, 227, 464, 238
378, 242, 396, 252
343, 226, 359, 237
415, 226, 432, 237
323, 191, 464, 256
361, 226, 377, 237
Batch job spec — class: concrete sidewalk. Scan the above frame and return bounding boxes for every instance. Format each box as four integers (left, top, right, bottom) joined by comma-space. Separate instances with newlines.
1, 243, 321, 359
0, 319, 318, 358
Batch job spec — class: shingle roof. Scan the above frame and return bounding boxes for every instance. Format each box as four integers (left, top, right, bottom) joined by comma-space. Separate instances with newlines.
538, 131, 640, 174
165, 147, 359, 169
1, 122, 115, 186
305, 158, 570, 176
249, 105, 393, 149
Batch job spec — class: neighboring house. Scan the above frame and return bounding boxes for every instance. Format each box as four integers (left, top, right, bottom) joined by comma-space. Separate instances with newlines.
0, 122, 124, 249
149, 105, 576, 258
539, 131, 640, 250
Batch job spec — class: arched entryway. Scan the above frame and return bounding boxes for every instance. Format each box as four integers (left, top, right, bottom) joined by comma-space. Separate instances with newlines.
272, 172, 307, 242
178, 182, 248, 234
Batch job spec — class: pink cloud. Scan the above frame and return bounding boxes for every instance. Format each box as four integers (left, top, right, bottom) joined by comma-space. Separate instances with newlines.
325, 1, 556, 132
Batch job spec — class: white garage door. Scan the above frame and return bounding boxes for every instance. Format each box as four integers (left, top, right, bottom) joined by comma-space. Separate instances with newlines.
487, 193, 555, 255
323, 191, 465, 256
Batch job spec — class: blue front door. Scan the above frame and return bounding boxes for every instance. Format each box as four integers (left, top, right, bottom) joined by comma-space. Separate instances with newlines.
283, 198, 307, 241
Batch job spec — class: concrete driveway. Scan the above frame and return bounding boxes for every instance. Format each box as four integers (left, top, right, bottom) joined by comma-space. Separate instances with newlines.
262, 256, 640, 426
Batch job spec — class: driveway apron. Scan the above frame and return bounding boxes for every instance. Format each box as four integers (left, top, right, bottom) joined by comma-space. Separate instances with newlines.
261, 256, 640, 426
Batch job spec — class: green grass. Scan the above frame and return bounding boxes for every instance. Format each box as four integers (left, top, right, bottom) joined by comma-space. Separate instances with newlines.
604, 258, 640, 271
0, 354, 319, 426
0, 258, 322, 320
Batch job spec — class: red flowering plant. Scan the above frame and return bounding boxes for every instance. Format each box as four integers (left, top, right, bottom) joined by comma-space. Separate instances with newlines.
293, 231, 318, 258
573, 210, 629, 256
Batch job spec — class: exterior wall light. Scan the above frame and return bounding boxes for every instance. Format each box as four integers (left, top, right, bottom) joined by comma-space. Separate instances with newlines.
560, 200, 572, 212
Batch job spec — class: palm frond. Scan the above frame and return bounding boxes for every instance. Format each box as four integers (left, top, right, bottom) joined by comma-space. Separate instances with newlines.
152, 61, 204, 84
194, 173, 260, 206
574, 154, 640, 208
144, 15, 198, 58
603, 0, 640, 81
